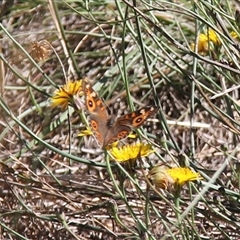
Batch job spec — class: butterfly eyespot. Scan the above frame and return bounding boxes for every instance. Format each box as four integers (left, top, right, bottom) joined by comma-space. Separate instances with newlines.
133, 117, 144, 125
117, 131, 128, 138
87, 99, 96, 111
88, 100, 93, 107
91, 120, 98, 130
135, 117, 143, 123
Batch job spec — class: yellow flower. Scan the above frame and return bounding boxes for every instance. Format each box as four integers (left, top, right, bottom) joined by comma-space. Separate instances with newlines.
78, 127, 93, 137
230, 31, 238, 39
191, 29, 221, 54
108, 143, 154, 162
51, 80, 83, 110
207, 29, 221, 45
191, 33, 209, 53
148, 166, 202, 190
128, 133, 138, 139
167, 167, 202, 186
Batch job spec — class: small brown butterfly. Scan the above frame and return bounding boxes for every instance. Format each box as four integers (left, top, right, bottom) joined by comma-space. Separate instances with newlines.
83, 81, 159, 148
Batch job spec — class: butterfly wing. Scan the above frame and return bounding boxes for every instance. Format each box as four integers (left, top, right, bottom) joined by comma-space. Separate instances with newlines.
103, 106, 159, 147
83, 81, 109, 146
103, 117, 132, 147
116, 106, 159, 128
83, 81, 109, 119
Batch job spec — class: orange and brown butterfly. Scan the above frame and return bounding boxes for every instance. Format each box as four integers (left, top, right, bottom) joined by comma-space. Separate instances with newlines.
82, 80, 159, 148
30, 40, 51, 61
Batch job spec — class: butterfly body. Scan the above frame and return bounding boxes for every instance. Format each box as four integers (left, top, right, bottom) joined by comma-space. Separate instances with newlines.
83, 81, 159, 148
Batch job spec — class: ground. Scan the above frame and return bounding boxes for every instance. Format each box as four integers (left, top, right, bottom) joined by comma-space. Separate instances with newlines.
0, 1, 240, 239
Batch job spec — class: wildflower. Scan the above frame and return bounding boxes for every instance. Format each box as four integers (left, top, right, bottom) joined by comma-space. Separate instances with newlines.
191, 33, 209, 53
51, 80, 83, 110
207, 29, 221, 45
191, 29, 221, 54
108, 142, 154, 162
191, 29, 238, 54
167, 167, 202, 186
230, 31, 238, 39
78, 127, 93, 137
128, 133, 139, 139
30, 40, 51, 61
148, 165, 202, 190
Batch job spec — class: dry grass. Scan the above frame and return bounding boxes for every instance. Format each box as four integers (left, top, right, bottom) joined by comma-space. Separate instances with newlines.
0, 0, 240, 239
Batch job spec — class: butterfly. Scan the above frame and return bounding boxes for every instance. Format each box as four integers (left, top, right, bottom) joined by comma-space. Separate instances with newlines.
83, 81, 159, 148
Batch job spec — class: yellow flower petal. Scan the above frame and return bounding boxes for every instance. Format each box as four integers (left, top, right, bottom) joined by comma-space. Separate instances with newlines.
148, 166, 202, 190
78, 128, 93, 137
167, 167, 202, 186
109, 143, 154, 162
128, 133, 137, 139
191, 29, 223, 54
207, 29, 221, 45
230, 31, 238, 39
191, 33, 209, 53
51, 80, 83, 110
